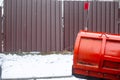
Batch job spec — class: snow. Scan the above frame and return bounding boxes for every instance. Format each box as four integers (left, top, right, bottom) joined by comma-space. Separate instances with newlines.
0, 53, 86, 80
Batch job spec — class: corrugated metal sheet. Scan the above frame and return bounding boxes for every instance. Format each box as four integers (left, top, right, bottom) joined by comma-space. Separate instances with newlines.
118, 9, 120, 33
64, 1, 119, 51
0, 7, 2, 52
4, 0, 63, 52
3, 0, 120, 52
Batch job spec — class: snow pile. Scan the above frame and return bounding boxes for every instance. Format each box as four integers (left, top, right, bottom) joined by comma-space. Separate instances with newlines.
0, 53, 81, 79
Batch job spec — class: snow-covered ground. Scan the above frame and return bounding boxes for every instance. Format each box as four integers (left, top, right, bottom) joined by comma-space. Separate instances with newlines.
0, 53, 86, 80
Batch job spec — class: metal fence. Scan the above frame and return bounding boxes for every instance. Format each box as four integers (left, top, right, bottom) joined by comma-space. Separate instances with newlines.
64, 1, 119, 50
0, 7, 2, 52
4, 0, 63, 52
3, 0, 120, 52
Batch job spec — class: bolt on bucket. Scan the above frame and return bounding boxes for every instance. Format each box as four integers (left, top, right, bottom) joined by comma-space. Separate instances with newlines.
72, 31, 120, 80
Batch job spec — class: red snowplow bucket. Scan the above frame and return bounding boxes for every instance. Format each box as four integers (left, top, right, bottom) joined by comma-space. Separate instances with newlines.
72, 31, 120, 80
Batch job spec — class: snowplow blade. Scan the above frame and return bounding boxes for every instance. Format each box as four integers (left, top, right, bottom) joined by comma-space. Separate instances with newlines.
72, 31, 120, 80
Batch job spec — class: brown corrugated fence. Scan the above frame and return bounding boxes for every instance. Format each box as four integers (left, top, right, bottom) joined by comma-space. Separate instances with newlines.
3, 0, 120, 52
0, 7, 2, 52
64, 1, 119, 50
4, 0, 63, 52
